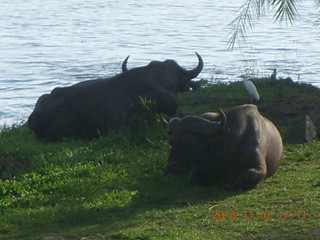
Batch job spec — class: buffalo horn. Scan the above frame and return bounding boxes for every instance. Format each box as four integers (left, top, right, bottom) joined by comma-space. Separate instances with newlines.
122, 55, 130, 72
179, 116, 220, 134
161, 116, 169, 129
182, 52, 204, 79
218, 108, 227, 130
162, 116, 182, 135
180, 109, 227, 135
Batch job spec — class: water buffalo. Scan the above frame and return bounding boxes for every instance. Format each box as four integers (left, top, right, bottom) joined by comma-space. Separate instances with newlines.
121, 53, 203, 93
28, 53, 203, 141
162, 104, 283, 189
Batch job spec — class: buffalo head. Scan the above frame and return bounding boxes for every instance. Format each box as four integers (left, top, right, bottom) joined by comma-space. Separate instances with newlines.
162, 109, 227, 175
122, 52, 203, 93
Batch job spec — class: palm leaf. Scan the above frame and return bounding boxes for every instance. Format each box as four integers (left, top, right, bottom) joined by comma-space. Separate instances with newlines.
227, 0, 320, 49
227, 0, 270, 50
271, 0, 299, 25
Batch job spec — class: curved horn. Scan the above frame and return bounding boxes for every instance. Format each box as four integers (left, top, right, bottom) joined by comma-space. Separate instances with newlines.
180, 115, 221, 135
217, 108, 227, 130
202, 112, 221, 121
183, 52, 204, 79
164, 117, 182, 135
122, 55, 130, 72
161, 115, 169, 129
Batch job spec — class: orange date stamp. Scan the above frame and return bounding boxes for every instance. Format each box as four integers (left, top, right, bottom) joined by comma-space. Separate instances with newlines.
212, 210, 307, 219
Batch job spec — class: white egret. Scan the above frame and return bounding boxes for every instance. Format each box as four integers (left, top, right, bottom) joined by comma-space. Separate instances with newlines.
239, 75, 260, 102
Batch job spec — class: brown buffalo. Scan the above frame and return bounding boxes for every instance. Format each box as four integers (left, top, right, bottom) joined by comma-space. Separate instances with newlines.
163, 104, 283, 189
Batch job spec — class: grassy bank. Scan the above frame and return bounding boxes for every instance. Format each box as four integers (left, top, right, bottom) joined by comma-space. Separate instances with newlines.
0, 78, 319, 240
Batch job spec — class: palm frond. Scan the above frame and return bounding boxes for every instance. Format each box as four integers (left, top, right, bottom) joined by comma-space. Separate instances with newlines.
226, 0, 270, 50
252, 0, 270, 17
226, 0, 320, 49
271, 0, 299, 25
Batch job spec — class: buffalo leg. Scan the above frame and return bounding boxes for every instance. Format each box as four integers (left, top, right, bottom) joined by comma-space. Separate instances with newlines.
235, 167, 267, 189
234, 150, 268, 189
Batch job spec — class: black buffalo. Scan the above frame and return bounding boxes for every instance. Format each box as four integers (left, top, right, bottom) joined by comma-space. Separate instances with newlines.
162, 104, 283, 189
28, 53, 203, 141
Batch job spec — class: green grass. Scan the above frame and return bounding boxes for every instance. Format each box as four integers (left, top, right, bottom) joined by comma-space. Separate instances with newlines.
0, 78, 319, 240
178, 77, 320, 114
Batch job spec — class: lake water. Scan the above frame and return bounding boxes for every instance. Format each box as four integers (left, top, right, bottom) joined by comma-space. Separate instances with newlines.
1, 0, 320, 126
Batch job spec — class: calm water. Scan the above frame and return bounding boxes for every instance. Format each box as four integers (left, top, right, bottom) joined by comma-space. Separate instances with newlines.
1, 0, 320, 126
